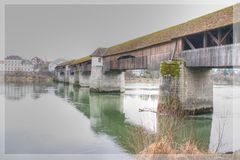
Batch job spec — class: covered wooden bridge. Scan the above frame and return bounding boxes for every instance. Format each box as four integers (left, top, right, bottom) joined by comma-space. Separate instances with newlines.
102, 4, 239, 71
55, 4, 240, 94
55, 3, 240, 111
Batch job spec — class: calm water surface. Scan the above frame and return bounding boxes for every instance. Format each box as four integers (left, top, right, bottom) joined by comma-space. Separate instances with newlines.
2, 82, 240, 154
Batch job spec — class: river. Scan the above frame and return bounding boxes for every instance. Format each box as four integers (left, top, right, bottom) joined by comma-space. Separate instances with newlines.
1, 82, 240, 156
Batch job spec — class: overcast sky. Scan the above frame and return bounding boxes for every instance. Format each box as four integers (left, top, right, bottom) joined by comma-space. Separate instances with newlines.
5, 4, 230, 61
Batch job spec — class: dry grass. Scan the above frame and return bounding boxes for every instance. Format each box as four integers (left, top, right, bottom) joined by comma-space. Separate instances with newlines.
140, 136, 175, 154
140, 138, 205, 156
140, 132, 205, 155
179, 140, 203, 154
123, 115, 207, 155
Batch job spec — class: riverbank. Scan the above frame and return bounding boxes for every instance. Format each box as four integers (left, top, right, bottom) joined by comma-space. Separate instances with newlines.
4, 72, 53, 83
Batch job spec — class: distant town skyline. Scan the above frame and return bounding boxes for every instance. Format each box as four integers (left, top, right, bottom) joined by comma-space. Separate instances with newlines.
5, 4, 230, 61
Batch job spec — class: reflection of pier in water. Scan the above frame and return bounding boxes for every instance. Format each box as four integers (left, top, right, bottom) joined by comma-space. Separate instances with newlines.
3, 82, 239, 153
55, 84, 223, 153
4, 82, 240, 153
55, 84, 142, 153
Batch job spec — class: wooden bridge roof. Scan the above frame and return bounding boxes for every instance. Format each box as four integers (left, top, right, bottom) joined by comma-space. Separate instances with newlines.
57, 55, 91, 67
91, 48, 107, 57
105, 4, 240, 56
57, 59, 75, 67
71, 56, 91, 65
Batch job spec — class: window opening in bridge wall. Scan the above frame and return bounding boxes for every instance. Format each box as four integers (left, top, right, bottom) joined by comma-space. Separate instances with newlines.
183, 33, 203, 50
117, 55, 135, 60
183, 25, 233, 51
221, 25, 233, 45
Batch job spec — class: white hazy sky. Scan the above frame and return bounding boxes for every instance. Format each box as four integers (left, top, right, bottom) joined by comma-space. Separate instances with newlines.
5, 4, 231, 61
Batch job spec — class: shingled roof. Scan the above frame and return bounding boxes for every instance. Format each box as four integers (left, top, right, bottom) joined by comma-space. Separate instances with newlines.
71, 56, 91, 65
105, 4, 240, 56
91, 48, 107, 57
57, 59, 75, 67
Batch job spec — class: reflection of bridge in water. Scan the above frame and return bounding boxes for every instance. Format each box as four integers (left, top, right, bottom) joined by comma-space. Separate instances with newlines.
55, 83, 223, 153
3, 82, 239, 153
55, 4, 240, 113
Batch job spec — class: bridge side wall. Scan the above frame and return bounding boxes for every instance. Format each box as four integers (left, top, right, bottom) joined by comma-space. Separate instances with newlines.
104, 39, 182, 71
180, 44, 240, 67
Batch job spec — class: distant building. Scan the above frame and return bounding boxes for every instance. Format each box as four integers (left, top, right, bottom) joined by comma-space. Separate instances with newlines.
48, 59, 66, 72
21, 60, 34, 72
0, 60, 4, 72
5, 55, 34, 72
31, 57, 44, 66
5, 55, 23, 72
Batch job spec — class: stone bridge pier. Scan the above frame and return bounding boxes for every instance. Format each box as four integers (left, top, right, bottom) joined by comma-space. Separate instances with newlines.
64, 65, 70, 83
79, 71, 90, 87
69, 70, 79, 84
159, 63, 213, 114
57, 71, 65, 82
89, 56, 125, 93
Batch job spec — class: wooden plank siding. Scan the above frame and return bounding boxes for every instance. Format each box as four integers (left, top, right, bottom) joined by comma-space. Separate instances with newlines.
180, 43, 240, 68
109, 56, 148, 70
79, 63, 91, 72
103, 39, 182, 71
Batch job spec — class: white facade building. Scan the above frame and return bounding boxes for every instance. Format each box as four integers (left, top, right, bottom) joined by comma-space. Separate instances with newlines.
21, 60, 34, 72
5, 56, 22, 72
0, 60, 4, 72
5, 55, 34, 72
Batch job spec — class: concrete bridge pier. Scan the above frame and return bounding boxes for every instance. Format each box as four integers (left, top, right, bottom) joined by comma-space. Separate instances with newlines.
79, 71, 90, 87
64, 65, 70, 83
179, 66, 213, 113
89, 57, 125, 93
69, 70, 79, 85
159, 64, 213, 114
57, 71, 65, 82
69, 73, 75, 84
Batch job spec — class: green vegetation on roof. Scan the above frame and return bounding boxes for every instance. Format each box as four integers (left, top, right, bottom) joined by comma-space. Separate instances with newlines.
71, 56, 91, 65
56, 55, 91, 67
